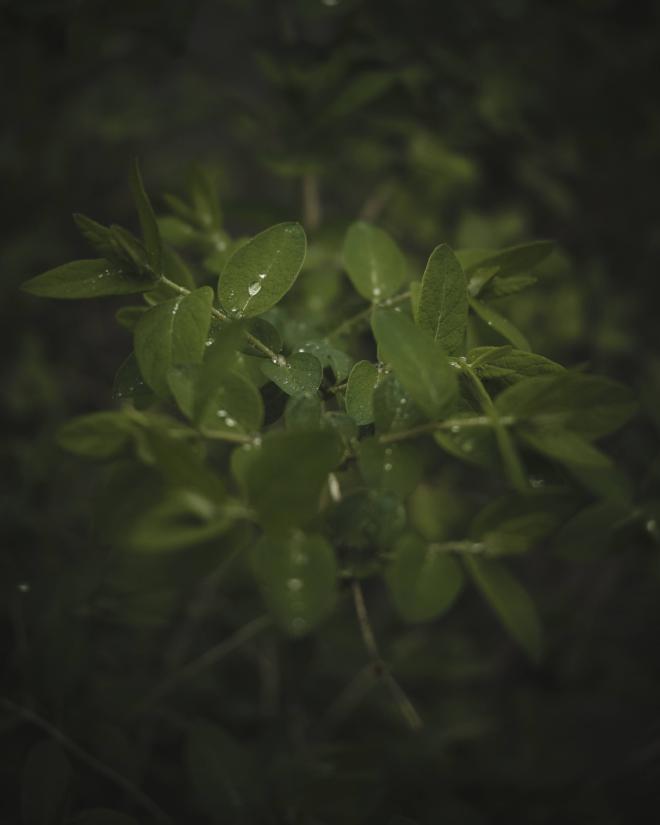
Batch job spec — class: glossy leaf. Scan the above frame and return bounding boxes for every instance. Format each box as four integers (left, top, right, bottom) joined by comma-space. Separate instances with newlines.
244, 430, 343, 534
134, 286, 214, 396
465, 557, 543, 662
469, 296, 530, 351
372, 309, 458, 420
252, 531, 337, 636
342, 221, 406, 301
345, 360, 379, 425
22, 259, 153, 299
218, 222, 306, 317
260, 352, 323, 396
21, 740, 72, 825
416, 244, 468, 355
387, 533, 464, 623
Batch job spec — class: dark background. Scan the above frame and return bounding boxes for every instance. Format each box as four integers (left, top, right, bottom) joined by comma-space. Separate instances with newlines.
2, 1, 660, 823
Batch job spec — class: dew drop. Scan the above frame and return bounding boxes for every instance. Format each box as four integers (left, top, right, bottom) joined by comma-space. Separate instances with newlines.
384, 463, 393, 471
17, 582, 30, 593
372, 286, 382, 298
276, 354, 287, 367
225, 417, 237, 428
205, 338, 214, 347
248, 280, 262, 297
287, 578, 303, 592
258, 271, 267, 280
529, 476, 545, 489
216, 409, 228, 418
646, 518, 658, 535
450, 425, 461, 434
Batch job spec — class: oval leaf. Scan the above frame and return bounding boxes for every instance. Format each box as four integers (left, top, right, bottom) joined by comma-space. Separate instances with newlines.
252, 532, 337, 636
416, 244, 468, 355
358, 437, 424, 498
22, 260, 153, 299
345, 360, 379, 425
372, 309, 458, 420
342, 221, 406, 301
218, 222, 306, 317
135, 286, 214, 397
260, 352, 322, 396
387, 533, 464, 623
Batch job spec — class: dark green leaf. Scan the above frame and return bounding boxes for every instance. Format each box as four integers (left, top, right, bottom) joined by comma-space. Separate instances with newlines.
296, 338, 354, 382
468, 346, 563, 386
112, 353, 155, 407
218, 222, 306, 317
130, 159, 162, 273
461, 240, 554, 278
372, 309, 458, 420
22, 260, 152, 299
553, 498, 633, 560
345, 360, 379, 425
469, 296, 530, 351
57, 412, 132, 458
244, 430, 343, 534
464, 557, 542, 662
342, 221, 406, 301
285, 392, 323, 431
480, 273, 538, 299
358, 437, 424, 498
387, 533, 464, 623
520, 427, 613, 469
252, 531, 337, 635
134, 286, 214, 396
114, 305, 148, 331
416, 244, 468, 355
260, 352, 323, 396
73, 213, 119, 260
372, 372, 426, 434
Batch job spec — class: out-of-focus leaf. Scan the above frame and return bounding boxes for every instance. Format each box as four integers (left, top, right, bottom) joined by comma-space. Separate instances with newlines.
469, 296, 530, 351
21, 740, 72, 825
342, 221, 406, 301
57, 412, 132, 459
358, 437, 424, 498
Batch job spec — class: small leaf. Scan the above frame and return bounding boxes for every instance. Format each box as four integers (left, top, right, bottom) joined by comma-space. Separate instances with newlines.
285, 392, 322, 431
73, 213, 119, 260
553, 498, 632, 561
416, 244, 468, 355
112, 353, 155, 407
468, 347, 563, 386
358, 437, 424, 498
130, 159, 162, 274
372, 372, 426, 434
464, 557, 543, 662
372, 309, 458, 420
342, 221, 406, 301
461, 240, 554, 279
22, 260, 152, 299
345, 360, 379, 425
387, 533, 464, 623
115, 305, 148, 331
260, 352, 322, 396
218, 222, 306, 317
196, 369, 264, 434
469, 296, 530, 351
245, 430, 343, 534
480, 273, 538, 299
134, 286, 214, 397
252, 531, 337, 636
296, 339, 354, 382
57, 412, 132, 458
21, 740, 72, 825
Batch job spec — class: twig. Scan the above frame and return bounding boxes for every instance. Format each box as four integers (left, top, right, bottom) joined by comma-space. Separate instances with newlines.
0, 696, 173, 825
350, 581, 423, 731
302, 172, 322, 231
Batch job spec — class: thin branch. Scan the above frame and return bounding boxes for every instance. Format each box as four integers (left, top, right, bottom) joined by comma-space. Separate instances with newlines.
350, 581, 423, 732
327, 291, 411, 341
302, 172, 322, 231
0, 696, 173, 825
378, 414, 516, 445
137, 615, 272, 711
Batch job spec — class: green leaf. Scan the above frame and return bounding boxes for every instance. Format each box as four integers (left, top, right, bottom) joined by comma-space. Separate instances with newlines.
345, 360, 379, 425
495, 373, 637, 440
112, 353, 155, 407
461, 240, 554, 278
218, 222, 306, 317
114, 305, 148, 331
241, 318, 282, 358
22, 260, 152, 299
480, 273, 538, 299
21, 740, 72, 825
260, 352, 323, 396
358, 437, 424, 498
285, 392, 323, 431
372, 372, 426, 434
342, 221, 406, 301
468, 346, 563, 386
464, 557, 543, 662
129, 489, 236, 552
470, 492, 573, 555
134, 286, 214, 397
130, 159, 162, 274
416, 244, 468, 355
71, 810, 140, 825
185, 721, 258, 822
325, 490, 406, 556
324, 70, 395, 120
371, 309, 458, 420
296, 338, 354, 382
57, 412, 132, 458
553, 498, 633, 561
196, 369, 264, 434
73, 213, 119, 260
244, 430, 343, 534
519, 427, 613, 469
469, 296, 530, 351
252, 531, 337, 636
387, 533, 464, 623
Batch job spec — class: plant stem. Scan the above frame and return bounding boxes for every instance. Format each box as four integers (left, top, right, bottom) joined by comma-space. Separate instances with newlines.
160, 276, 281, 362
350, 581, 423, 732
302, 172, 322, 231
378, 414, 516, 445
0, 696, 172, 825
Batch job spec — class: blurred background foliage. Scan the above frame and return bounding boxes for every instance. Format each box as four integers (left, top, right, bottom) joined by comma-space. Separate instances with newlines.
2, 0, 660, 822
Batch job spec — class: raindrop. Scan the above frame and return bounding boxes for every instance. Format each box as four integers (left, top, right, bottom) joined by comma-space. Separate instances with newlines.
225, 417, 237, 428
529, 476, 545, 489
17, 582, 30, 593
450, 425, 461, 434
384, 463, 393, 471
205, 339, 214, 347
258, 272, 267, 280
287, 578, 303, 592
276, 354, 287, 367
372, 286, 382, 298
248, 280, 262, 297
217, 409, 228, 418
646, 518, 658, 534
